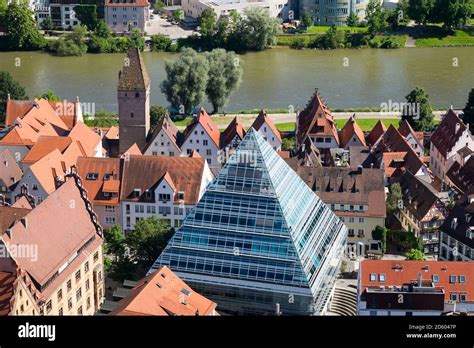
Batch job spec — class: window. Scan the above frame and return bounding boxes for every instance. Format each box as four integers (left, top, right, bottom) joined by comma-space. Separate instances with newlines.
85, 279, 90, 291
46, 300, 52, 313
358, 229, 364, 237
32, 183, 38, 190
359, 217, 365, 223
178, 192, 185, 200
57, 289, 63, 301
432, 275, 439, 283
379, 274, 386, 282
59, 307, 63, 316
76, 288, 82, 301
370, 273, 377, 282
93, 252, 99, 263
459, 275, 465, 283
87, 297, 91, 309
86, 173, 98, 180
206, 149, 211, 156
460, 294, 467, 302
105, 206, 115, 213
68, 298, 73, 310
77, 306, 82, 315
67, 280, 72, 292
105, 217, 116, 224
203, 140, 208, 146
450, 293, 457, 301
84, 261, 89, 273
349, 217, 355, 223
75, 270, 81, 282
450, 275, 457, 284
340, 204, 345, 211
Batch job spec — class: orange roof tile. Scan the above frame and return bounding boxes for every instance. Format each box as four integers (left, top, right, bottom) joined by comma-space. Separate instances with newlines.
366, 119, 386, 146
123, 143, 142, 156
339, 115, 366, 148
68, 122, 101, 157
182, 107, 220, 147
0, 150, 22, 188
111, 266, 218, 316
251, 110, 282, 143
5, 99, 33, 127
105, 126, 119, 140
0, 271, 15, 316
221, 116, 246, 149
22, 136, 72, 164
28, 149, 66, 194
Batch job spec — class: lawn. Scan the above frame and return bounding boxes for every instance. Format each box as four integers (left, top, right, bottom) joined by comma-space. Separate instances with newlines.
415, 28, 474, 47
306, 25, 368, 34
275, 122, 296, 132
335, 118, 401, 131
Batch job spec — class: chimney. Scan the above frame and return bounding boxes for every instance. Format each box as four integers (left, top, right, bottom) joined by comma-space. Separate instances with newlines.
417, 272, 422, 287
455, 123, 460, 134
357, 165, 363, 174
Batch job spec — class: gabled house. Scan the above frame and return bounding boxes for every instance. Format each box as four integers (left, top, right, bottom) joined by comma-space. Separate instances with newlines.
296, 89, 339, 149
446, 156, 474, 195
0, 150, 23, 203
180, 108, 221, 173
220, 116, 246, 160
120, 155, 214, 232
339, 115, 366, 149
395, 170, 448, 256
12, 149, 67, 205
439, 190, 474, 262
250, 110, 282, 151
68, 121, 102, 158
286, 135, 321, 169
143, 114, 182, 157
365, 120, 386, 146
430, 109, 474, 179
0, 177, 105, 316
77, 157, 122, 228
373, 125, 430, 184
398, 120, 424, 158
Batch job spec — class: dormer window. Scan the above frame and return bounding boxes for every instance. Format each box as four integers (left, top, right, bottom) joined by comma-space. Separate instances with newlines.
86, 173, 98, 180
133, 189, 141, 197
103, 174, 111, 181
178, 191, 185, 200
145, 190, 152, 199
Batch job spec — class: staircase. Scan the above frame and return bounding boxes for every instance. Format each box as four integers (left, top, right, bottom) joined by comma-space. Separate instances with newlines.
327, 286, 357, 316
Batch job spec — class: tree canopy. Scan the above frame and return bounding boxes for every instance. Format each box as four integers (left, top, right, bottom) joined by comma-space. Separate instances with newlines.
401, 86, 434, 131
4, 0, 45, 50
0, 71, 28, 123
462, 88, 474, 132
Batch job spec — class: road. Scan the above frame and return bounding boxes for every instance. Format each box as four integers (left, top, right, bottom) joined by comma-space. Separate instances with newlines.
145, 16, 196, 40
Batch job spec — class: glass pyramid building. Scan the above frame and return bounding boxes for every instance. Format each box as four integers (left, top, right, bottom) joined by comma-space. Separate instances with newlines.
150, 128, 347, 315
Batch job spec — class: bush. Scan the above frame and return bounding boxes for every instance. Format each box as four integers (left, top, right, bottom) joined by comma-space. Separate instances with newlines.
49, 38, 87, 56
150, 34, 172, 51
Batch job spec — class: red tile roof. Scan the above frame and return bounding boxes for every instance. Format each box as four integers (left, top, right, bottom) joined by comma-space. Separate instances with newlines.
68, 122, 101, 157
0, 271, 15, 316
431, 109, 468, 158
221, 116, 246, 149
22, 136, 72, 165
366, 119, 386, 146
111, 266, 218, 316
5, 99, 33, 127
296, 89, 339, 145
106, 0, 149, 7
123, 143, 142, 156
76, 157, 121, 206
446, 157, 474, 194
251, 110, 282, 143
0, 150, 23, 188
360, 260, 474, 302
182, 107, 220, 148
28, 149, 66, 194
339, 115, 366, 148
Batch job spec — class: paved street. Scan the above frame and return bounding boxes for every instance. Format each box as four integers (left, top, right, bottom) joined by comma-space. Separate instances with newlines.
145, 16, 196, 40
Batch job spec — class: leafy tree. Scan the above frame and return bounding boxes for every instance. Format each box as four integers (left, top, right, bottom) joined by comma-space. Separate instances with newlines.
49, 25, 88, 56
0, 0, 6, 27
173, 9, 184, 22
40, 16, 53, 30
405, 248, 426, 260
94, 19, 111, 39
432, 0, 473, 28
402, 86, 434, 131
317, 24, 346, 49
281, 137, 295, 151
386, 182, 402, 216
104, 225, 127, 262
4, 0, 45, 50
407, 0, 435, 25
161, 47, 210, 115
150, 34, 172, 51
301, 12, 313, 27
372, 226, 387, 253
74, 4, 98, 30
126, 216, 174, 264
462, 88, 474, 132
153, 0, 166, 10
128, 28, 145, 51
0, 71, 28, 123
34, 89, 60, 101
205, 49, 243, 113
83, 110, 118, 127
346, 12, 359, 27
150, 104, 169, 128
199, 8, 217, 40
231, 7, 280, 51
366, 0, 387, 35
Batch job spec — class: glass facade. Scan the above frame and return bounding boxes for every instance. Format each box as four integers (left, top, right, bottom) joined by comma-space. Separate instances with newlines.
150, 128, 347, 315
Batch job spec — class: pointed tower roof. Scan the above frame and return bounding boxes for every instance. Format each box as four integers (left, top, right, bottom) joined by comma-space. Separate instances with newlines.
118, 48, 150, 91
339, 114, 366, 148
366, 119, 386, 146
150, 127, 347, 315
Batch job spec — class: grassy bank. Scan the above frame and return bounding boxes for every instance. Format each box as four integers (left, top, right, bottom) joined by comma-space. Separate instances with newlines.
415, 29, 474, 47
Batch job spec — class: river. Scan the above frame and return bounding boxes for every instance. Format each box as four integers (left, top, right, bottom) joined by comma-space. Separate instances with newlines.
0, 47, 473, 112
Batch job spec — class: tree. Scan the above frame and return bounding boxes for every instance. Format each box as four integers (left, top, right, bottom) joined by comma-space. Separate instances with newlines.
372, 226, 387, 254
231, 7, 280, 51
0, 71, 28, 123
317, 24, 346, 49
366, 0, 387, 35
34, 89, 60, 101
74, 4, 98, 30
301, 12, 313, 27
386, 182, 402, 216
434, 0, 473, 28
462, 88, 474, 132
83, 110, 118, 127
104, 225, 127, 262
4, 0, 45, 50
402, 86, 434, 131
346, 12, 359, 27
128, 28, 145, 51
49, 25, 88, 56
150, 34, 172, 51
205, 49, 243, 113
150, 104, 169, 128
199, 8, 217, 40
173, 9, 184, 23
281, 137, 295, 151
405, 248, 426, 260
126, 216, 174, 264
40, 16, 53, 30
94, 19, 111, 39
407, 0, 435, 25
161, 48, 210, 115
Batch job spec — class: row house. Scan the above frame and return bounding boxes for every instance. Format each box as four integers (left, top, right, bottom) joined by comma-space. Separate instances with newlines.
109, 266, 218, 316
251, 110, 282, 151
339, 115, 366, 150
446, 156, 474, 195
395, 170, 447, 256
143, 114, 182, 157
289, 164, 386, 256
398, 119, 424, 158
439, 190, 474, 262
358, 260, 474, 316
0, 150, 23, 203
0, 177, 105, 316
77, 157, 122, 229
120, 155, 213, 232
365, 120, 387, 147
105, 0, 150, 33
219, 116, 246, 160
430, 109, 474, 180
296, 89, 340, 150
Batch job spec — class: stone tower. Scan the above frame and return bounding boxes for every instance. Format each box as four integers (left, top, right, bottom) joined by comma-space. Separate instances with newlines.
118, 48, 150, 154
